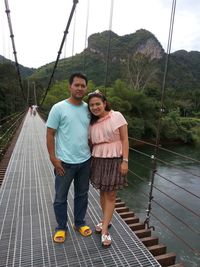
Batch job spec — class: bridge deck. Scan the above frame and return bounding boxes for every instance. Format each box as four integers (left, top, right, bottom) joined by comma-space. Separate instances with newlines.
0, 113, 160, 267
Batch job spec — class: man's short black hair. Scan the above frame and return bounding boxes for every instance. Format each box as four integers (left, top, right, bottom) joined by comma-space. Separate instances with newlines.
69, 72, 88, 85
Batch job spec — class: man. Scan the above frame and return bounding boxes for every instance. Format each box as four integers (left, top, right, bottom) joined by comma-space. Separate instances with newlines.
46, 72, 92, 243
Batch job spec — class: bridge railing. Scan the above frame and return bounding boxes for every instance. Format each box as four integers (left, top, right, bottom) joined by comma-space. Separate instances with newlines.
120, 137, 200, 265
0, 111, 25, 160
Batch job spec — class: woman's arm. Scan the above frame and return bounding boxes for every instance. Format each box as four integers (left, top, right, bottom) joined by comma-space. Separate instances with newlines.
119, 124, 129, 176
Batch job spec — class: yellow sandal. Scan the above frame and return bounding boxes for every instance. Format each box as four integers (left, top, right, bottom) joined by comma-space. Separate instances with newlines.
53, 230, 66, 243
74, 225, 92, 237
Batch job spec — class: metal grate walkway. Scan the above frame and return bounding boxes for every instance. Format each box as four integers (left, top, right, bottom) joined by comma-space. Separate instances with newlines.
0, 113, 161, 267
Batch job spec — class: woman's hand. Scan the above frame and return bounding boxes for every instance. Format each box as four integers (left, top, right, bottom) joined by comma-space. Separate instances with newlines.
120, 161, 128, 176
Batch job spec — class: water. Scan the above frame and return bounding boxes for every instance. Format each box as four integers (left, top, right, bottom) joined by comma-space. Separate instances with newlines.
118, 144, 200, 267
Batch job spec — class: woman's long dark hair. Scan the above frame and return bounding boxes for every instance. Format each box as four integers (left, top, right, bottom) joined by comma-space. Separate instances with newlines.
87, 92, 111, 125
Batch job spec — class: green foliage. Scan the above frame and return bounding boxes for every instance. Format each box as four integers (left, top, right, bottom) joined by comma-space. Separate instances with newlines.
125, 53, 160, 91
1, 29, 200, 145
160, 113, 180, 140
191, 125, 200, 146
160, 110, 200, 143
42, 80, 69, 111
0, 55, 35, 78
104, 79, 159, 138
0, 63, 26, 119
126, 116, 145, 138
166, 50, 200, 91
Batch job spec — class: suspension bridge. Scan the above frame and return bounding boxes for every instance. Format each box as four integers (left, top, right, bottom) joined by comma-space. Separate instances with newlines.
0, 110, 185, 267
0, 0, 200, 266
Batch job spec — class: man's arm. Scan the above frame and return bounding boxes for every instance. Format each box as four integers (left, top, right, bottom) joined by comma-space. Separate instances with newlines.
46, 127, 65, 176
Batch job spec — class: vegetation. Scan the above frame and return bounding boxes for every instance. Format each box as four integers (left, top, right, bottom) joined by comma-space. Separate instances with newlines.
0, 63, 27, 118
1, 29, 200, 145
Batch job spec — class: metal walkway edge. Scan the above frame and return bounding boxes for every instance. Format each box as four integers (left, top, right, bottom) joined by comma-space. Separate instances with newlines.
0, 113, 161, 267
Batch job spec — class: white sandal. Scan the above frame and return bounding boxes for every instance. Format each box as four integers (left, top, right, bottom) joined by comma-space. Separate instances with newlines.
95, 222, 103, 233
95, 222, 112, 234
101, 233, 111, 247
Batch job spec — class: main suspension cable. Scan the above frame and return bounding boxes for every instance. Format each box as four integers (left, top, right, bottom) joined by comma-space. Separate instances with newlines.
40, 0, 79, 106
4, 0, 26, 104
144, 0, 177, 229
104, 0, 114, 93
83, 0, 90, 72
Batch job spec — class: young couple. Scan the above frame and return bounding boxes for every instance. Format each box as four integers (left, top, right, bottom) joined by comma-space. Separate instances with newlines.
46, 72, 129, 248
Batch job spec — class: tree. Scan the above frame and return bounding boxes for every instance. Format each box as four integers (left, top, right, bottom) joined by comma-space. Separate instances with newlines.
0, 63, 25, 119
126, 53, 159, 91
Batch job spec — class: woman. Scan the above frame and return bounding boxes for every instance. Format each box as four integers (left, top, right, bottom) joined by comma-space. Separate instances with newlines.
88, 90, 129, 248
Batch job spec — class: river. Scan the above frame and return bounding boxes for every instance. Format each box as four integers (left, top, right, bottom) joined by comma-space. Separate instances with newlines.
118, 144, 200, 267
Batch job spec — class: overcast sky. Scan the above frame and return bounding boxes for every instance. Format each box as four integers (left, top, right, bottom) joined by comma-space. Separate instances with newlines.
0, 0, 200, 68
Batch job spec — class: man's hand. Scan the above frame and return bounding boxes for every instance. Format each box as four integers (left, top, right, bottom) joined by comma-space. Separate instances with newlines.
47, 127, 65, 176
51, 157, 65, 176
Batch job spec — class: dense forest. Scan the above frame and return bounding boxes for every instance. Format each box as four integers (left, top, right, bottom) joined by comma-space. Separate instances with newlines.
0, 29, 200, 145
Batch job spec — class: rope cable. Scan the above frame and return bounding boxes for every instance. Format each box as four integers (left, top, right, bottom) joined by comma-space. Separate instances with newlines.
129, 158, 151, 171
151, 212, 200, 256
129, 154, 200, 198
156, 157, 200, 178
0, 112, 24, 141
153, 185, 200, 218
129, 147, 152, 159
126, 175, 200, 235
128, 169, 147, 183
27, 80, 30, 106
144, 0, 177, 229
130, 145, 200, 178
129, 166, 199, 216
0, 112, 22, 124
40, 0, 79, 106
4, 0, 26, 103
71, 9, 76, 57
127, 169, 200, 245
152, 199, 200, 235
83, 0, 90, 72
1, 5, 6, 61
128, 164, 200, 254
157, 146, 200, 164
33, 81, 37, 106
104, 0, 114, 92
156, 172, 200, 199
129, 136, 200, 164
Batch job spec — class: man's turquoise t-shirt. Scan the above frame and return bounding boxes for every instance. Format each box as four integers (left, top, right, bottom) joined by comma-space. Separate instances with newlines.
46, 100, 91, 164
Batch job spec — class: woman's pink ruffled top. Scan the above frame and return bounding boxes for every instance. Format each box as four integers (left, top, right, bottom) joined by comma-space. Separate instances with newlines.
89, 110, 127, 158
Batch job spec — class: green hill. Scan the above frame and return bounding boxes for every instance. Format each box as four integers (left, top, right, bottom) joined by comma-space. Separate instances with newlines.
1, 29, 200, 144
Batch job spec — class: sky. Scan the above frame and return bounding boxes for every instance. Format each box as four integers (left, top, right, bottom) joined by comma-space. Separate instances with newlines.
0, 0, 200, 68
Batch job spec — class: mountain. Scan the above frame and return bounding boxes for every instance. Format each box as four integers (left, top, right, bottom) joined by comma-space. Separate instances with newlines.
0, 55, 35, 78
87, 29, 164, 60
166, 50, 200, 90
28, 29, 200, 92
28, 29, 164, 85
1, 29, 200, 144
1, 29, 200, 93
